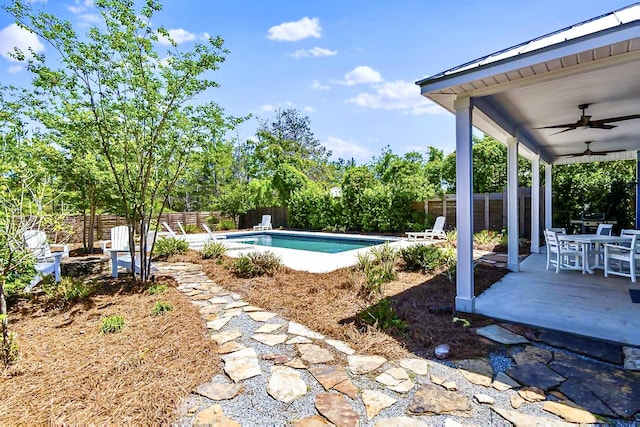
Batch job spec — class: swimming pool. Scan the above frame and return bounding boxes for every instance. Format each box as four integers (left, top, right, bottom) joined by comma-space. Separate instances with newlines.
226, 232, 394, 254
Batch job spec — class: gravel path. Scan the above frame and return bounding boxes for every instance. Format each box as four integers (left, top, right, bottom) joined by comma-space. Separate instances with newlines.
160, 262, 624, 426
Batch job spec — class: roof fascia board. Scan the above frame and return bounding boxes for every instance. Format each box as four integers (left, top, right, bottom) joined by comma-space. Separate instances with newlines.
442, 48, 640, 100
418, 23, 639, 94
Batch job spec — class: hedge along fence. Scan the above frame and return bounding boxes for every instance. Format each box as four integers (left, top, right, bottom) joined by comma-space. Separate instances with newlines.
63, 211, 221, 243
267, 187, 538, 237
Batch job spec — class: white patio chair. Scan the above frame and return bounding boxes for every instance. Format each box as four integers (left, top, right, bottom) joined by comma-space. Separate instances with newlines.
406, 216, 446, 241
24, 230, 70, 259
548, 227, 566, 234
604, 232, 640, 282
202, 223, 227, 242
100, 225, 131, 254
596, 224, 613, 236
253, 215, 272, 231
543, 229, 585, 273
589, 223, 614, 265
111, 229, 157, 278
23, 230, 67, 290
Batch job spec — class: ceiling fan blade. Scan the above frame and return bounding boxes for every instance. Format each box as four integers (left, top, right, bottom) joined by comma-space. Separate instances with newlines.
550, 128, 576, 135
590, 124, 616, 130
589, 149, 626, 155
535, 123, 577, 129
591, 114, 640, 125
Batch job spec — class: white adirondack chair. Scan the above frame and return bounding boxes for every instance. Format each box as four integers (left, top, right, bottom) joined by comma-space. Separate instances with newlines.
406, 216, 447, 240
253, 215, 272, 231
110, 227, 157, 278
101, 225, 131, 254
23, 230, 68, 290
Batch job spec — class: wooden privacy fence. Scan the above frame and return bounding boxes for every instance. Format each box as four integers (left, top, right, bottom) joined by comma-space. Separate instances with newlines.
415, 187, 537, 237
68, 211, 219, 242
239, 207, 289, 230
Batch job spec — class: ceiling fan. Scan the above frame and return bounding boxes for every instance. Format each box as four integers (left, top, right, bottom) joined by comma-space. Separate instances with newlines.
561, 141, 625, 157
536, 104, 640, 135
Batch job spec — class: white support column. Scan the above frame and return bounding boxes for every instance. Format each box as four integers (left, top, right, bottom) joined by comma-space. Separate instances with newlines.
530, 154, 541, 254
454, 97, 474, 313
545, 163, 553, 230
506, 137, 519, 272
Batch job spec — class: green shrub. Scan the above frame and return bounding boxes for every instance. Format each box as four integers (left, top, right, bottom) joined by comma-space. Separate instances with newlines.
41, 276, 94, 303
357, 298, 407, 333
355, 244, 398, 297
230, 251, 282, 277
0, 329, 19, 366
445, 230, 457, 247
206, 216, 220, 227
473, 229, 501, 249
154, 237, 189, 257
219, 219, 235, 230
184, 224, 199, 234
100, 315, 125, 334
147, 284, 167, 295
152, 301, 173, 316
248, 251, 282, 276
230, 255, 255, 277
201, 241, 227, 260
400, 244, 444, 273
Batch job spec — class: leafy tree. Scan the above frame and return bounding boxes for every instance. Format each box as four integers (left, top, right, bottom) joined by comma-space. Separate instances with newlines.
552, 160, 635, 232
341, 166, 375, 230
243, 109, 330, 182
8, 0, 239, 281
272, 163, 309, 206
442, 134, 531, 193
216, 182, 254, 228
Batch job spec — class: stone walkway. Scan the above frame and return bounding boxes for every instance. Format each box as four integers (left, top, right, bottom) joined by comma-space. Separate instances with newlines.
158, 263, 639, 426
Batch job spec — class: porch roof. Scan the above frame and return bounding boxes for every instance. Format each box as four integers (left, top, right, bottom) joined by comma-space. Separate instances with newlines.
416, 3, 640, 165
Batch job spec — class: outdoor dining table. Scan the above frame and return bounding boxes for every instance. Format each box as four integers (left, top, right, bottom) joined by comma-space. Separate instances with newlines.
558, 234, 631, 274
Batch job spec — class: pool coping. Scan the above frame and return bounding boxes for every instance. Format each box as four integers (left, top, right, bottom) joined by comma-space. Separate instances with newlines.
190, 230, 418, 273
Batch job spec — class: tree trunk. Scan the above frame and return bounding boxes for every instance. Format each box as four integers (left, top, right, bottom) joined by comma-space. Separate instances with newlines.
88, 200, 96, 253
1, 277, 9, 363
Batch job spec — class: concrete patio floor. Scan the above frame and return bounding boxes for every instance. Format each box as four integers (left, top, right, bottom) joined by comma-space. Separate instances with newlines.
475, 253, 640, 346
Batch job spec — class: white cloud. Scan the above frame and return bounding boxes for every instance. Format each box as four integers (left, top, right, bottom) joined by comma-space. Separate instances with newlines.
290, 46, 336, 58
267, 17, 321, 42
157, 28, 205, 46
67, 0, 100, 27
77, 13, 102, 26
341, 66, 382, 86
323, 136, 372, 162
0, 23, 45, 62
303, 106, 316, 113
68, 0, 94, 14
310, 80, 330, 90
7, 64, 23, 73
259, 104, 276, 112
346, 80, 443, 115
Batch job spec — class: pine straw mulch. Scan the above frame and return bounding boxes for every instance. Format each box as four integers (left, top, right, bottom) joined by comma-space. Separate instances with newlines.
201, 257, 508, 362
1, 276, 218, 425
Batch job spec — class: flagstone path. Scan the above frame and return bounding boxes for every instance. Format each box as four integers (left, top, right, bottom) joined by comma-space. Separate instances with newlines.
158, 263, 639, 426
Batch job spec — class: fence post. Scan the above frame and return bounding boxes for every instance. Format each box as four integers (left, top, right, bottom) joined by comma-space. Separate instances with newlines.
484, 193, 489, 230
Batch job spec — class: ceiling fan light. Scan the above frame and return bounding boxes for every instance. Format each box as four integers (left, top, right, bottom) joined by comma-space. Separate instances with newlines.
577, 125, 590, 130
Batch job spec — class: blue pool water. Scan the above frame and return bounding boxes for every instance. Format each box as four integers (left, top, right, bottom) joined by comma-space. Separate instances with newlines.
227, 233, 392, 254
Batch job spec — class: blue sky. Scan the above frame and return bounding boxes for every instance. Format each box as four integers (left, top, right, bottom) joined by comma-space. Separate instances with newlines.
0, 0, 633, 163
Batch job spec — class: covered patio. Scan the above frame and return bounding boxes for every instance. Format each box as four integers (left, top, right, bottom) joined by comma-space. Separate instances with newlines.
416, 4, 640, 343
475, 253, 640, 345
